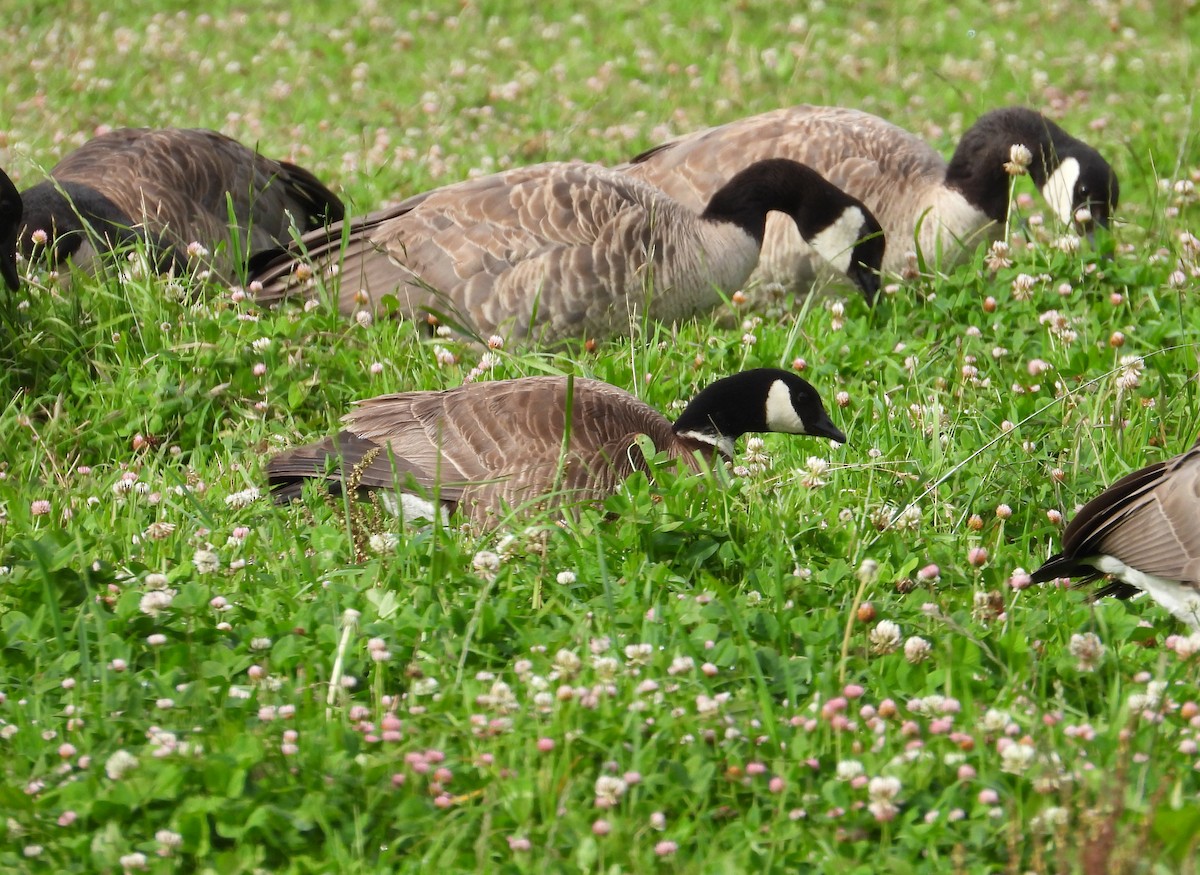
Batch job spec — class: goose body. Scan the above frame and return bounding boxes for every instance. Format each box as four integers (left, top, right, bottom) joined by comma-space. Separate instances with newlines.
267, 368, 846, 529
1031, 437, 1200, 627
249, 158, 884, 342
622, 105, 1118, 292
0, 127, 343, 290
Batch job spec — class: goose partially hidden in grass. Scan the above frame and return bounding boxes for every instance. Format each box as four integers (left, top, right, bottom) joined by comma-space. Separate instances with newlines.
267, 368, 847, 529
621, 105, 1119, 293
1031, 437, 1200, 627
248, 158, 884, 342
0, 127, 343, 290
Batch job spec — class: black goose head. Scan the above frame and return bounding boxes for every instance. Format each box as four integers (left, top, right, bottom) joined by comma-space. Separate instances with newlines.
945, 107, 1119, 236
672, 368, 846, 454
700, 159, 885, 303
0, 169, 21, 291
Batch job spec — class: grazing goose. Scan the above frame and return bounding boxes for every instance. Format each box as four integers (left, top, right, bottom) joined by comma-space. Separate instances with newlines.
267, 368, 846, 529
621, 105, 1119, 293
249, 158, 884, 342
1031, 437, 1200, 627
0, 127, 343, 290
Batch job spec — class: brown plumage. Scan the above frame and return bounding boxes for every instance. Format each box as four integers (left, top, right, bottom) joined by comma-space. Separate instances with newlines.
248, 158, 884, 342
0, 127, 343, 290
621, 105, 1118, 293
1031, 437, 1200, 627
267, 368, 847, 529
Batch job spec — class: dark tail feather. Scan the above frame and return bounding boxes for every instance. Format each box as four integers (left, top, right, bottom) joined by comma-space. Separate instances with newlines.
267, 432, 378, 502
278, 160, 345, 227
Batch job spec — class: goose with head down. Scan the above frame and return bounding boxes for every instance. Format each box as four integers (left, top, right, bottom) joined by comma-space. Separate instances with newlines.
248, 158, 884, 342
621, 105, 1118, 294
267, 368, 847, 529
0, 127, 343, 290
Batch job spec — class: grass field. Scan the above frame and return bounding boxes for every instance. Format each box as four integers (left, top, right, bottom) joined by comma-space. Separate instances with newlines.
2, 0, 1200, 872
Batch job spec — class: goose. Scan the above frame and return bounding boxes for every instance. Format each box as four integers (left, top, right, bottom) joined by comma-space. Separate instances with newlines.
248, 158, 884, 342
0, 127, 344, 290
621, 105, 1119, 293
1031, 437, 1200, 627
267, 368, 847, 529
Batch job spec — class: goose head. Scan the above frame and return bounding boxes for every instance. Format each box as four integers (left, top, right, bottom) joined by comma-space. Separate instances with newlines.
672, 367, 846, 458
0, 169, 21, 291
700, 159, 884, 303
946, 107, 1119, 240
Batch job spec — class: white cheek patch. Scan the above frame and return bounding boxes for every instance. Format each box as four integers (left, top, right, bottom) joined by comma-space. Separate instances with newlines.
807, 206, 866, 274
765, 379, 807, 434
1041, 157, 1081, 225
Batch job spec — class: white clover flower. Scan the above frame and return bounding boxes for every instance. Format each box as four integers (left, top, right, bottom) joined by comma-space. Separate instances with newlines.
985, 240, 1012, 271
104, 749, 139, 780
556, 570, 577, 585
1116, 355, 1144, 390
471, 550, 501, 578
668, 656, 695, 675
138, 589, 176, 617
192, 549, 220, 575
904, 636, 932, 664
624, 643, 653, 665
1000, 741, 1037, 774
835, 759, 864, 781
368, 532, 399, 554
592, 656, 619, 680
982, 709, 1011, 733
145, 573, 169, 590
412, 677, 439, 696
868, 775, 901, 802
119, 852, 148, 871
894, 503, 922, 532
1004, 143, 1033, 175
869, 620, 902, 655
1068, 632, 1105, 672
553, 649, 582, 677
696, 694, 723, 718
224, 487, 261, 509
594, 775, 627, 807
1011, 273, 1037, 300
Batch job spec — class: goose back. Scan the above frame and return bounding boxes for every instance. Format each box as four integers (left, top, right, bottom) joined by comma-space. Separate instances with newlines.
268, 376, 692, 527
11, 128, 343, 285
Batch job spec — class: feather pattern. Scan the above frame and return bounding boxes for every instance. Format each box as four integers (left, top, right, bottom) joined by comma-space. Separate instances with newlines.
0, 128, 343, 289
249, 159, 884, 341
1031, 437, 1200, 621
267, 369, 846, 529
621, 105, 1117, 293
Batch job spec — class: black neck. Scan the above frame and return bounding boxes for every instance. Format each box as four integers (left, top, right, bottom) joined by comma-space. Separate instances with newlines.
672, 370, 772, 441
20, 180, 144, 264
699, 158, 836, 245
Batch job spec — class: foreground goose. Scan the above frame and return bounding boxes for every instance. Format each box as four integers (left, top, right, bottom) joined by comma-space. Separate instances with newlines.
267, 368, 846, 528
0, 127, 343, 290
1031, 437, 1200, 627
621, 105, 1119, 292
249, 158, 884, 342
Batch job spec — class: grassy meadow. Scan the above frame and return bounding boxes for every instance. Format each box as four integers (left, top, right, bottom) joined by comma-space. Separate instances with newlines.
2, 0, 1200, 871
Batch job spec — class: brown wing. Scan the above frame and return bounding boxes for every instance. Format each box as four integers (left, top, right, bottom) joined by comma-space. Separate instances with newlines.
51, 128, 341, 279
621, 105, 971, 282
250, 162, 726, 342
269, 376, 678, 528
1033, 438, 1200, 586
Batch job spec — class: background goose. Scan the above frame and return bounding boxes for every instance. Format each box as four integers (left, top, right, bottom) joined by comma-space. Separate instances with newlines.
0, 127, 344, 290
1031, 437, 1200, 627
267, 368, 846, 529
249, 158, 884, 342
621, 105, 1119, 293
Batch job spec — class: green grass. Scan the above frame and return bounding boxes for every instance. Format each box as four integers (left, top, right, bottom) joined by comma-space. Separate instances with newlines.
2, 0, 1200, 872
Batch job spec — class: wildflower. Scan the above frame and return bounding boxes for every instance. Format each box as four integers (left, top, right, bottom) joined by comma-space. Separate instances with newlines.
472, 550, 501, 578
801, 456, 830, 488
1000, 741, 1036, 774
904, 636, 932, 664
1008, 568, 1032, 590
368, 533, 399, 554
624, 643, 653, 665
145, 573, 169, 590
1116, 355, 1144, 390
139, 589, 176, 617
867, 775, 902, 821
1011, 273, 1036, 300
1068, 633, 1105, 672
654, 841, 678, 857
968, 547, 989, 567
144, 521, 176, 541
836, 760, 864, 781
156, 829, 183, 855
985, 240, 1012, 271
870, 620, 901, 655
1004, 144, 1033, 175
224, 487, 261, 509
507, 836, 531, 852
556, 570, 577, 585
105, 749, 139, 780
31, 500, 51, 516
193, 549, 220, 575
857, 559, 879, 585
594, 775, 627, 808
186, 241, 209, 260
